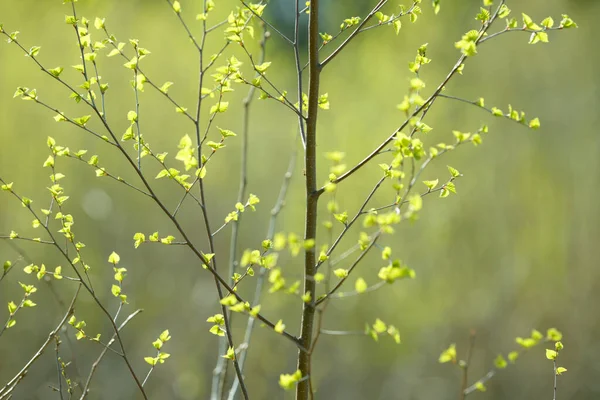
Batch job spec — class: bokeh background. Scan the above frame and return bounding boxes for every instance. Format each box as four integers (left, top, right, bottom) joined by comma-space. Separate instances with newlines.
0, 0, 598, 399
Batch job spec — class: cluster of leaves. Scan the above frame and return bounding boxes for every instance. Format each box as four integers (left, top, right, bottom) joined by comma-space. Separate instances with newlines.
439, 328, 565, 393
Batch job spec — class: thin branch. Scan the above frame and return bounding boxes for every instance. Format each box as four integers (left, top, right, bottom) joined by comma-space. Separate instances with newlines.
240, 0, 294, 46
437, 93, 537, 128
329, 281, 386, 298
319, 329, 367, 336
165, 0, 202, 51
0, 236, 54, 245
460, 330, 476, 400
316, 233, 380, 305
79, 309, 143, 399
316, 175, 386, 271
479, 25, 566, 44
320, 0, 388, 68
294, 0, 307, 147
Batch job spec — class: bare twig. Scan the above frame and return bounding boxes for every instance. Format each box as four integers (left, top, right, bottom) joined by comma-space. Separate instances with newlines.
80, 310, 143, 399
227, 150, 297, 400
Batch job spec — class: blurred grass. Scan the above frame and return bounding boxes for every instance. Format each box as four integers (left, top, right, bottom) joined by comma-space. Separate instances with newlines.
1, 0, 598, 399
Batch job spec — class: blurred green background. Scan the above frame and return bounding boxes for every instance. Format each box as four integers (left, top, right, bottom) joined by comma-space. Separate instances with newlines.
1, 0, 597, 399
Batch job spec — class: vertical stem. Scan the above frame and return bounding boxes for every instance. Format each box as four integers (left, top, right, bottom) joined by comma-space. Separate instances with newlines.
294, 0, 307, 147
460, 330, 476, 400
553, 358, 558, 400
297, 0, 321, 399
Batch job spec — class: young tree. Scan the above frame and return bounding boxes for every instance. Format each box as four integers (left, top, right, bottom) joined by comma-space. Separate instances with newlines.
0, 0, 576, 399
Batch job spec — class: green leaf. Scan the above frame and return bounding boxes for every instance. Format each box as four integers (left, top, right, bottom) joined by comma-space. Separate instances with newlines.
545, 349, 557, 360
546, 328, 563, 342
372, 318, 387, 333
279, 370, 302, 390
439, 344, 456, 363
393, 19, 401, 34
529, 31, 549, 45
223, 346, 235, 360
133, 233, 145, 249
196, 166, 207, 179
556, 367, 567, 375
447, 166, 461, 177
160, 235, 175, 244
206, 141, 225, 150
531, 329, 544, 341
333, 269, 348, 279
144, 357, 157, 366
541, 17, 554, 29
73, 115, 91, 126
94, 17, 105, 30
494, 354, 507, 369
209, 325, 225, 336
555, 341, 564, 351
475, 381, 486, 392
274, 319, 285, 334
108, 251, 120, 264
334, 212, 348, 225
210, 102, 229, 114
22, 299, 36, 308
255, 62, 272, 73
3, 261, 12, 273
498, 4, 511, 19
476, 8, 491, 22
111, 284, 121, 297
159, 330, 171, 342
123, 57, 138, 70
318, 93, 330, 110
423, 179, 438, 190
48, 67, 64, 77
65, 15, 78, 25
355, 278, 367, 293
529, 118, 541, 129
159, 81, 173, 93
156, 169, 170, 179
218, 128, 236, 138
559, 14, 577, 29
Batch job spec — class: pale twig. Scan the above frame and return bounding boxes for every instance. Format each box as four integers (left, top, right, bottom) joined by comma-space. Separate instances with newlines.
80, 310, 143, 399
227, 150, 297, 400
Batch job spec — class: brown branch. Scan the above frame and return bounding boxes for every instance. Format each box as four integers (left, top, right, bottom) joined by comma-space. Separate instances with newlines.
296, 0, 322, 398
